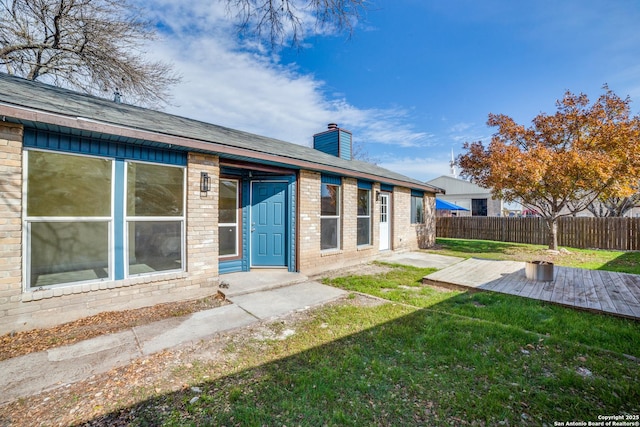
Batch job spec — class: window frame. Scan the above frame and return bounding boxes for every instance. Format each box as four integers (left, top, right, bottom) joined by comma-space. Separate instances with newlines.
23, 148, 187, 290
124, 160, 186, 278
218, 178, 242, 259
411, 195, 424, 224
357, 188, 372, 246
23, 149, 115, 290
320, 182, 341, 251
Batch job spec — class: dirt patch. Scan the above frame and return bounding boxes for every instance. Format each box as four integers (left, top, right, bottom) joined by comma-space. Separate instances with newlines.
0, 295, 228, 362
312, 262, 394, 280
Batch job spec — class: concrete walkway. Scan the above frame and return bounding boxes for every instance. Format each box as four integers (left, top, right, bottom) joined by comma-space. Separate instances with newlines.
0, 251, 463, 404
0, 280, 346, 404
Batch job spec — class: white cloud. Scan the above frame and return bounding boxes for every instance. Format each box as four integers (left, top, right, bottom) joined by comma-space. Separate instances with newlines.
447, 122, 490, 144
151, 37, 328, 145
448, 122, 472, 133
143, 0, 431, 149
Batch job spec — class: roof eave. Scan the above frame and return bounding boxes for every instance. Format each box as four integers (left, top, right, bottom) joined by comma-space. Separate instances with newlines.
0, 101, 442, 194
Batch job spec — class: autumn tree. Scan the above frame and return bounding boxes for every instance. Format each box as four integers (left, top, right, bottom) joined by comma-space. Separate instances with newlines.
457, 87, 640, 250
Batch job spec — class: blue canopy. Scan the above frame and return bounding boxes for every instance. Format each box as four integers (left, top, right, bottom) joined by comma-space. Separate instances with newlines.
435, 199, 469, 211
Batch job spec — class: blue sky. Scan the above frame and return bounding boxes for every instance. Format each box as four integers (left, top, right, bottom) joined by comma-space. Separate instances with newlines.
143, 0, 640, 182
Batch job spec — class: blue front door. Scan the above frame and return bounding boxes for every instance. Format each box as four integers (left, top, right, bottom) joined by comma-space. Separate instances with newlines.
251, 181, 287, 267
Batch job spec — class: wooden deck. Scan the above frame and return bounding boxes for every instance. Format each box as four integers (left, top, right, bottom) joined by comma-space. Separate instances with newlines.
424, 258, 640, 319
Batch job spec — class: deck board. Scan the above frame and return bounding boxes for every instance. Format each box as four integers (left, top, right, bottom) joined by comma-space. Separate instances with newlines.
580, 268, 600, 311
424, 259, 640, 320
591, 270, 617, 314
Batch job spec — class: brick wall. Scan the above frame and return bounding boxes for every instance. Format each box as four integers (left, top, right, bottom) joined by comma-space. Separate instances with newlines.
0, 131, 219, 334
0, 123, 24, 334
299, 173, 387, 275
417, 195, 436, 248
186, 153, 219, 285
298, 170, 321, 272
391, 187, 414, 251
392, 188, 437, 251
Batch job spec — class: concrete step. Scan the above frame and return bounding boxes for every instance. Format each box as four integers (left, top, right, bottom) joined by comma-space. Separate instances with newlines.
218, 269, 309, 298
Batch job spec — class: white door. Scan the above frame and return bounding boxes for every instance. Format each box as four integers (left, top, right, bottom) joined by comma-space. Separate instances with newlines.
379, 193, 390, 250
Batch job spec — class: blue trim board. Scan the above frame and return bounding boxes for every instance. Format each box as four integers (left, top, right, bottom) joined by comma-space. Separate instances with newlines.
321, 174, 342, 185
287, 177, 297, 272
411, 189, 425, 197
114, 160, 125, 280
380, 183, 394, 192
242, 180, 251, 271
219, 259, 243, 274
24, 128, 186, 166
358, 180, 373, 190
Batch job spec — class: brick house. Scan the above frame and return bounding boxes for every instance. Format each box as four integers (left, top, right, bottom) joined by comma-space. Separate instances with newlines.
0, 74, 440, 334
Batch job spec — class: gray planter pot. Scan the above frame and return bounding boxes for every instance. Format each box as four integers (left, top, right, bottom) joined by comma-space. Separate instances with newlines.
525, 261, 554, 282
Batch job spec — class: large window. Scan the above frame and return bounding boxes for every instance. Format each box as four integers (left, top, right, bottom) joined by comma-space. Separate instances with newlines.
26, 150, 113, 288
411, 196, 424, 224
24, 149, 185, 288
357, 188, 371, 246
321, 183, 340, 250
126, 162, 185, 275
219, 179, 240, 257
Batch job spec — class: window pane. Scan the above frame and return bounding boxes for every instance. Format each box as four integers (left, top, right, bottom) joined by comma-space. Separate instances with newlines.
127, 163, 184, 216
411, 196, 424, 224
128, 221, 182, 274
321, 218, 338, 250
219, 180, 238, 224
357, 217, 370, 245
321, 184, 339, 216
27, 151, 112, 217
219, 225, 237, 256
30, 221, 109, 287
357, 189, 370, 216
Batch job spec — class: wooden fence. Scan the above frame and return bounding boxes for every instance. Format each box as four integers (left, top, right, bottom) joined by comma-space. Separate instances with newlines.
436, 217, 640, 251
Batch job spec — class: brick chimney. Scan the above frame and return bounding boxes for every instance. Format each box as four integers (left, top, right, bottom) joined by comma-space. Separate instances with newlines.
313, 123, 353, 160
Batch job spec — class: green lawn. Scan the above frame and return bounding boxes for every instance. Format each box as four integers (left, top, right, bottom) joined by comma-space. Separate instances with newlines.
429, 237, 640, 274
86, 263, 640, 426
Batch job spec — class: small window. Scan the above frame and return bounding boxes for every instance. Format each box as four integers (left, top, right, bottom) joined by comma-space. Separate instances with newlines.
357, 188, 371, 245
321, 183, 340, 250
219, 179, 240, 257
472, 199, 488, 216
411, 196, 424, 224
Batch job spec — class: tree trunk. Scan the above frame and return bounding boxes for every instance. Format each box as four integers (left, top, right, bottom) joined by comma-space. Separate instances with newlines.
546, 218, 558, 250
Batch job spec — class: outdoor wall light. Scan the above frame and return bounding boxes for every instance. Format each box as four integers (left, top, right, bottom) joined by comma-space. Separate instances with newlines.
375, 191, 381, 201
200, 172, 211, 193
